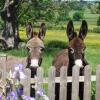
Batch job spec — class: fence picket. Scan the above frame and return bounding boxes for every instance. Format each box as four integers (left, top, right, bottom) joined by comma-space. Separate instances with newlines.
0, 54, 7, 82
60, 66, 67, 100
84, 65, 91, 100
36, 67, 44, 99
96, 65, 100, 100
48, 66, 55, 100
23, 69, 31, 96
72, 66, 79, 100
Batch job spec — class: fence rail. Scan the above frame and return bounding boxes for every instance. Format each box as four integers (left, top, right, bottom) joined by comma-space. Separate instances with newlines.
0, 55, 100, 100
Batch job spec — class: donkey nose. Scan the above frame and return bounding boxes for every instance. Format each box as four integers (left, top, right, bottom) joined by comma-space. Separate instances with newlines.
30, 59, 39, 68
75, 59, 83, 68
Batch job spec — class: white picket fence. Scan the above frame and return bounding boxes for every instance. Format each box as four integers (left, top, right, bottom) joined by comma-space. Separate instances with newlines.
0, 55, 100, 100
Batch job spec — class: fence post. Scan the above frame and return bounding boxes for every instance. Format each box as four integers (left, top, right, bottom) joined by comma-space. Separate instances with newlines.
48, 66, 55, 100
0, 54, 7, 82
60, 66, 67, 100
96, 65, 100, 100
84, 65, 91, 100
23, 68, 31, 96
72, 65, 79, 100
35, 67, 44, 99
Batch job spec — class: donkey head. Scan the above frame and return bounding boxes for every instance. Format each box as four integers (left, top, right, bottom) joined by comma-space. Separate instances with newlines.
67, 20, 88, 67
26, 23, 46, 68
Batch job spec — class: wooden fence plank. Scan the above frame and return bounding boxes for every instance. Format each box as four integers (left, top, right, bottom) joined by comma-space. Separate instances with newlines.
35, 67, 44, 99
0, 54, 7, 82
72, 66, 79, 100
96, 65, 100, 100
48, 66, 55, 100
84, 65, 91, 100
60, 66, 67, 100
23, 69, 31, 96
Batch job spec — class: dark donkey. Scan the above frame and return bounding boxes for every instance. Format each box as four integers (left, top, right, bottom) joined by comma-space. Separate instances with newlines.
52, 20, 88, 100
26, 23, 46, 97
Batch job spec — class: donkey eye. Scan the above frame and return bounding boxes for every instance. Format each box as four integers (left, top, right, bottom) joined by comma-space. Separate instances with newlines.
82, 47, 86, 53
27, 47, 32, 52
70, 48, 74, 54
39, 48, 44, 53
40, 47, 44, 51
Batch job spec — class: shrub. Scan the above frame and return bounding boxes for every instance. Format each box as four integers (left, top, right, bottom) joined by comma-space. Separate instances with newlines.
73, 12, 84, 21
97, 16, 100, 26
68, 1, 85, 11
57, 3, 71, 22
45, 9, 56, 22
93, 27, 100, 33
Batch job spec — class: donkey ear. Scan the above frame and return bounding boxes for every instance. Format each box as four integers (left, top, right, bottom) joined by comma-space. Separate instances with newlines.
38, 23, 46, 40
67, 20, 76, 41
79, 20, 88, 40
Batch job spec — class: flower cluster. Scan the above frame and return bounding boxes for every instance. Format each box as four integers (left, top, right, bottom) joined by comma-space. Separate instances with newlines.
0, 63, 49, 100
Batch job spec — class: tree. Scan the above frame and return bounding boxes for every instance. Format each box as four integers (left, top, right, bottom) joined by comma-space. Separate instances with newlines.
31, 0, 55, 22
73, 11, 84, 21
57, 3, 71, 22
96, 2, 100, 14
97, 16, 100, 26
0, 0, 23, 48
0, 0, 5, 11
89, 2, 100, 14
68, 1, 85, 11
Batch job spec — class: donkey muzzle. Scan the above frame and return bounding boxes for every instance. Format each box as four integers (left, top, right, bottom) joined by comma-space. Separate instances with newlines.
75, 59, 83, 68
30, 59, 39, 68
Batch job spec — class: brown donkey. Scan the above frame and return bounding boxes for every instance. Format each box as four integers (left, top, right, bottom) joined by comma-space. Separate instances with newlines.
26, 23, 46, 74
26, 23, 46, 97
52, 20, 88, 100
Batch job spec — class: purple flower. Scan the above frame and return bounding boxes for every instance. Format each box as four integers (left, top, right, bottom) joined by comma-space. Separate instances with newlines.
22, 95, 35, 100
14, 64, 24, 71
6, 91, 18, 100
16, 87, 23, 96
37, 89, 44, 96
12, 64, 27, 79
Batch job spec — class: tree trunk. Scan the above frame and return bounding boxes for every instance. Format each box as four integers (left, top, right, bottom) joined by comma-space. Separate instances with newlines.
1, 0, 20, 48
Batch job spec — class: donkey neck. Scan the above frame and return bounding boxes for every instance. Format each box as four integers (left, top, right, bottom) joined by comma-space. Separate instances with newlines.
68, 51, 75, 68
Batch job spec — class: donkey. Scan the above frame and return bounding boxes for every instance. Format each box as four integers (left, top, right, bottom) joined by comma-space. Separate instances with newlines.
26, 23, 46, 97
26, 23, 46, 69
52, 20, 88, 100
